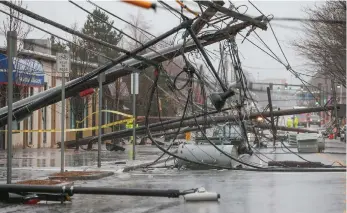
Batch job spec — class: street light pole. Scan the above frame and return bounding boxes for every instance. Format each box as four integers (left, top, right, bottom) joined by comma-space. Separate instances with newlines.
131, 72, 138, 160
132, 74, 136, 160
6, 31, 17, 184
98, 73, 105, 168
57, 52, 70, 173
61, 62, 65, 172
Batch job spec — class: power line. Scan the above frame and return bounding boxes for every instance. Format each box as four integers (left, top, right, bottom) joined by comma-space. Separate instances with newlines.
0, 34, 198, 113
70, 1, 185, 73
0, 9, 107, 63
87, 0, 171, 48
0, 5, 205, 111
272, 17, 346, 25
0, 1, 158, 67
244, 1, 333, 118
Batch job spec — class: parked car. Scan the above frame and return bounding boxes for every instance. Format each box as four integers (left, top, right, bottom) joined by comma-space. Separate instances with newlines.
309, 114, 321, 127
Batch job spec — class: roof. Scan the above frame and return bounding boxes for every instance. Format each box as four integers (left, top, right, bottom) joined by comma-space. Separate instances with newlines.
0, 47, 98, 68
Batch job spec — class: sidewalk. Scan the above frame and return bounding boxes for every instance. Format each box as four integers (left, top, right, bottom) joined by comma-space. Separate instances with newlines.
0, 145, 168, 183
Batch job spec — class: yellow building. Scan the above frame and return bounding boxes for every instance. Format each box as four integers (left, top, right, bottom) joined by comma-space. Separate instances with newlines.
0, 39, 129, 149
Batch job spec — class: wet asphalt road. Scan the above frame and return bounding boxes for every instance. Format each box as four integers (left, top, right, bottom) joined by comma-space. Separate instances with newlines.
0, 169, 345, 213
0, 140, 345, 213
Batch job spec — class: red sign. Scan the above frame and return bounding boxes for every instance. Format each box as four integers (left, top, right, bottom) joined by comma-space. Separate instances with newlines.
79, 88, 95, 97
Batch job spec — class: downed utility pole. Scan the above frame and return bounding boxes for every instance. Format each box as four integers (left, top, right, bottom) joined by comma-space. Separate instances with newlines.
196, 1, 267, 30
62, 105, 338, 146
0, 6, 197, 127
183, 0, 225, 38
0, 184, 220, 202
60, 122, 318, 148
0, 15, 266, 125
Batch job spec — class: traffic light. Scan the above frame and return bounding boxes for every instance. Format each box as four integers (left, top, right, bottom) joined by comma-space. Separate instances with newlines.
269, 83, 273, 90
284, 83, 288, 90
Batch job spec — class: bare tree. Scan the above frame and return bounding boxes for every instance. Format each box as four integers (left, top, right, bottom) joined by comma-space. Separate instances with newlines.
0, 0, 34, 100
293, 0, 346, 86
0, 0, 39, 149
0, 0, 32, 46
122, 12, 183, 118
126, 11, 151, 51
68, 22, 94, 150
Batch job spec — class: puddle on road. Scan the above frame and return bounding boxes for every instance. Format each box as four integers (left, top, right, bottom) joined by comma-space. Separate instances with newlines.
0, 146, 160, 168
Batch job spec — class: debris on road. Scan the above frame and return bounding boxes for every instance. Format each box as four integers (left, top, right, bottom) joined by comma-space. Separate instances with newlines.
268, 161, 325, 168
49, 171, 114, 181
16, 179, 64, 185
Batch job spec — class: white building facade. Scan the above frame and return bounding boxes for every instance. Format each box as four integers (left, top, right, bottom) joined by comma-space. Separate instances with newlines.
0, 39, 103, 149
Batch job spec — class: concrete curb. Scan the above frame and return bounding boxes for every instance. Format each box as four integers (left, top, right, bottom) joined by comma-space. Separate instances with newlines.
16, 179, 74, 187
48, 171, 114, 181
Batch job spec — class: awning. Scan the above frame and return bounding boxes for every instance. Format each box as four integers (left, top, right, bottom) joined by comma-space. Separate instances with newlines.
0, 53, 45, 87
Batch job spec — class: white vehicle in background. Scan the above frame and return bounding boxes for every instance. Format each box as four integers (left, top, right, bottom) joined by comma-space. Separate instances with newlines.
309, 114, 321, 128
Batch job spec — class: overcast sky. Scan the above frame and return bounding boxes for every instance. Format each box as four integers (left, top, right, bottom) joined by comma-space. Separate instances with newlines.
0, 0, 324, 85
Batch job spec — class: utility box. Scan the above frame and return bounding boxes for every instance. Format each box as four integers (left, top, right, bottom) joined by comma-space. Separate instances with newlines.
317, 137, 325, 152
297, 133, 319, 153
176, 144, 239, 169
288, 133, 298, 146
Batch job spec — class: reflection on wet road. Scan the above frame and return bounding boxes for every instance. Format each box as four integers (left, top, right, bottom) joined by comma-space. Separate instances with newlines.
0, 141, 345, 213
0, 169, 345, 213
0, 145, 161, 182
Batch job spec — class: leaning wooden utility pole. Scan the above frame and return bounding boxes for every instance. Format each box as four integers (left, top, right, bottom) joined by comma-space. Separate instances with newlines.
267, 87, 277, 148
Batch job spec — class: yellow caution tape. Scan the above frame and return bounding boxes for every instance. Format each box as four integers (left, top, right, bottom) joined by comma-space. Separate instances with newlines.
1, 110, 134, 133
126, 124, 139, 129
77, 110, 133, 125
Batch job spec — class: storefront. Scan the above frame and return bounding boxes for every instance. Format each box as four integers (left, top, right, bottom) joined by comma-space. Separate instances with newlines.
0, 53, 45, 149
